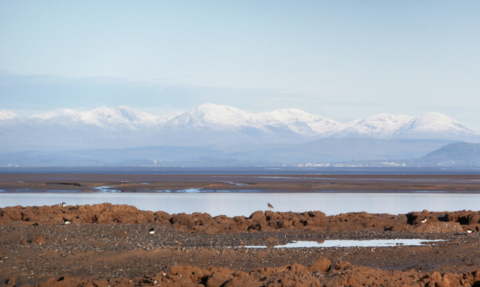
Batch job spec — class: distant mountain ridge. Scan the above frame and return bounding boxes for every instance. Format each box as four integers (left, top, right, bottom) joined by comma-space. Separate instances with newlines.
0, 138, 455, 167
415, 142, 480, 166
1, 103, 479, 151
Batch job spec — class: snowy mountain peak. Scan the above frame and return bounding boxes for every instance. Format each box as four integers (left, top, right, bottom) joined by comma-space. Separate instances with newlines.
398, 112, 476, 138
29, 109, 82, 124
332, 111, 479, 140
0, 110, 19, 120
255, 108, 343, 136
165, 104, 343, 135
166, 103, 255, 128
29, 109, 78, 120
412, 112, 458, 126
28, 106, 174, 130
333, 113, 413, 138
355, 113, 413, 130
82, 107, 159, 127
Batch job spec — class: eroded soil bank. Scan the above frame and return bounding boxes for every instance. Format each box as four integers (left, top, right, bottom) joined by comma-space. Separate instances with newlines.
1, 203, 479, 233
2, 204, 480, 286
12, 263, 480, 287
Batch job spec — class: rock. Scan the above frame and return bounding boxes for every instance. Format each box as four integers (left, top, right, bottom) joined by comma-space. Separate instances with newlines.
308, 258, 331, 272
435, 281, 450, 287
154, 211, 171, 223
6, 278, 16, 286
249, 211, 266, 223
468, 213, 480, 225
223, 278, 255, 287
206, 272, 231, 287
334, 261, 351, 271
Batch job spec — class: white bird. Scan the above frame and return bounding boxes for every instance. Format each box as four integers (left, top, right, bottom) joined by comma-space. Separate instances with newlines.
467, 229, 475, 234
60, 202, 66, 207
420, 218, 427, 223
148, 228, 155, 234
62, 217, 72, 225
153, 159, 157, 165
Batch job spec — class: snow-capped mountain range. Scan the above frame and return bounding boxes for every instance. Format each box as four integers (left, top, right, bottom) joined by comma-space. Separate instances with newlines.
0, 103, 479, 152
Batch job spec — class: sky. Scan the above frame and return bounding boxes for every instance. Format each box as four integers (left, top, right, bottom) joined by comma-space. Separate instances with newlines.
0, 1, 479, 126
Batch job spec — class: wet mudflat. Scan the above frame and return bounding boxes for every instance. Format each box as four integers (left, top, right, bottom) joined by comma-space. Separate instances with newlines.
2, 173, 480, 192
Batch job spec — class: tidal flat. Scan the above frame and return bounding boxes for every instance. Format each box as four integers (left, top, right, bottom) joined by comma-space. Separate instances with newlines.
1, 173, 480, 192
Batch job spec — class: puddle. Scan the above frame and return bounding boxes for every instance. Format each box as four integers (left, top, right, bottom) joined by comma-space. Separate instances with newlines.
92, 186, 122, 193
153, 189, 204, 193
153, 189, 265, 193
222, 181, 251, 186
243, 239, 445, 248
140, 183, 150, 185
168, 188, 203, 193
46, 190, 84, 193
180, 188, 203, 193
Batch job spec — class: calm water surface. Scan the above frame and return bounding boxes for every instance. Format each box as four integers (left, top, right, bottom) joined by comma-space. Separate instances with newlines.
1, 193, 480, 216
244, 239, 444, 248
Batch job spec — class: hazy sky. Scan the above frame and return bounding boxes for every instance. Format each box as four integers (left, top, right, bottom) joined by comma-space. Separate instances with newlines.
1, 1, 479, 126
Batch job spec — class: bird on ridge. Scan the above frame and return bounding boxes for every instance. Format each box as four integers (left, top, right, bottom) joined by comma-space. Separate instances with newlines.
60, 202, 66, 207
467, 229, 475, 234
420, 218, 427, 224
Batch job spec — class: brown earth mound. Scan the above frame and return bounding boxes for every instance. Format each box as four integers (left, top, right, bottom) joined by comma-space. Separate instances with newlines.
1, 204, 479, 233
15, 261, 480, 287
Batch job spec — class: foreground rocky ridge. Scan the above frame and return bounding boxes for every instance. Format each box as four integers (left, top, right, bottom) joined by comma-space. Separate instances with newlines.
0, 203, 478, 233
9, 261, 480, 287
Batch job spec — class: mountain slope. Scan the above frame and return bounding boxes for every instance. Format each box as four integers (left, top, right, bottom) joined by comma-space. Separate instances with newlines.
163, 103, 257, 129
416, 142, 480, 165
333, 113, 413, 138
396, 112, 478, 140
254, 108, 344, 136
29, 106, 181, 130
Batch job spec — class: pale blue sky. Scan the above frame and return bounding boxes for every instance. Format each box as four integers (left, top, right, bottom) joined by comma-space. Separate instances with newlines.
0, 1, 479, 125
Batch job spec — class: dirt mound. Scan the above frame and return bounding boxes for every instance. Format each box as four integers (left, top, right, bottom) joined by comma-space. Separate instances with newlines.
18, 263, 480, 287
2, 204, 480, 233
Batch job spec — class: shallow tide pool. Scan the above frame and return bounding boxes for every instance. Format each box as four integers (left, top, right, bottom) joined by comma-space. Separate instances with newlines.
243, 239, 445, 248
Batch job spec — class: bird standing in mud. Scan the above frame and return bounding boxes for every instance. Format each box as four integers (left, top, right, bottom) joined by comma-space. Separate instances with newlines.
148, 228, 155, 234
268, 203, 274, 209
